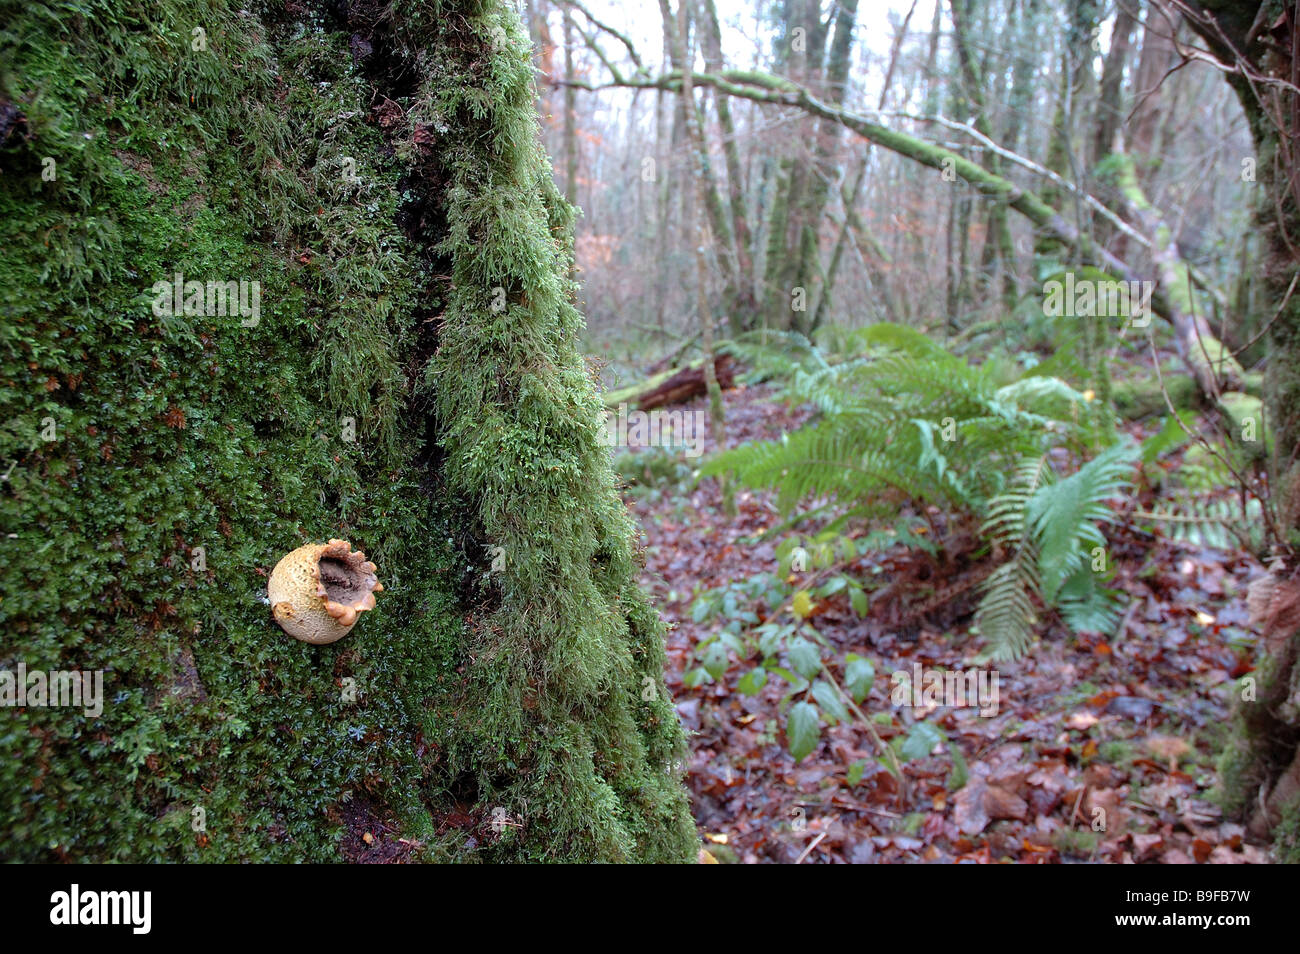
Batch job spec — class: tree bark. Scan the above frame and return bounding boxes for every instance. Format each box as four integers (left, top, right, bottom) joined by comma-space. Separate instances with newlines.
676, 0, 727, 440
1180, 0, 1300, 862
700, 0, 758, 330
0, 0, 697, 862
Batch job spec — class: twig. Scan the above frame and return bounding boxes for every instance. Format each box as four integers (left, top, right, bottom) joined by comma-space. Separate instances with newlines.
1233, 271, 1298, 357
556, 0, 645, 72
870, 111, 1230, 308
794, 830, 828, 864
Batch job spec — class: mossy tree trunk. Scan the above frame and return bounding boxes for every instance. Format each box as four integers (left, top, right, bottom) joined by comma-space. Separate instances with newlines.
760, 0, 839, 334
0, 0, 695, 862
950, 0, 1016, 315
787, 0, 856, 337
1106, 150, 1245, 399
1088, 0, 1135, 253
1182, 0, 1300, 863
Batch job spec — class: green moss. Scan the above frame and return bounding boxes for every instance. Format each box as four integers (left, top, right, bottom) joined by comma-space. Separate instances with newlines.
1052, 828, 1100, 858
1215, 738, 1256, 818
1096, 740, 1137, 767
1214, 650, 1297, 822
1187, 338, 1246, 393
0, 0, 469, 862
1275, 796, 1300, 864
1, 0, 693, 862
401, 0, 695, 862
1111, 372, 1199, 418
1219, 390, 1271, 459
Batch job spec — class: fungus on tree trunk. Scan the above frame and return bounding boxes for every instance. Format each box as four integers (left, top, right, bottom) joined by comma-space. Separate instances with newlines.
268, 539, 383, 644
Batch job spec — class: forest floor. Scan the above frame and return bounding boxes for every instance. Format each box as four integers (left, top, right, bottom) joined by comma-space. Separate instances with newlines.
623, 383, 1272, 864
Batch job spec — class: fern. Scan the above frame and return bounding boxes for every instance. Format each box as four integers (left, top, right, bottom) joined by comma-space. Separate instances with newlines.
1028, 441, 1138, 601
977, 558, 1042, 661
707, 325, 1132, 660
982, 454, 1053, 550
1140, 495, 1263, 551
977, 454, 1051, 660
976, 441, 1138, 658
706, 325, 1099, 518
723, 330, 828, 389
1056, 571, 1124, 635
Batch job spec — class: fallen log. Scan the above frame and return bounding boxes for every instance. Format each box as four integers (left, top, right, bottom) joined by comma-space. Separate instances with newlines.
608, 353, 737, 411
1112, 370, 1264, 419
1107, 150, 1244, 397
603, 366, 680, 408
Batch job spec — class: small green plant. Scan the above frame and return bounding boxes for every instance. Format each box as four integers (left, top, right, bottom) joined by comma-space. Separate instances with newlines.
1137, 439, 1264, 551
1053, 828, 1101, 858
686, 559, 959, 794
976, 440, 1139, 660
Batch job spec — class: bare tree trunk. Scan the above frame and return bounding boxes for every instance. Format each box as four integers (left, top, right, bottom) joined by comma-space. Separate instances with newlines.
562, 6, 578, 207
1091, 1, 1138, 252
654, 0, 679, 338
951, 0, 1014, 312
676, 0, 726, 449
814, 0, 916, 329
1036, 0, 1101, 262
659, 0, 740, 336
700, 0, 757, 331
1130, 4, 1181, 165
1092, 1, 1138, 167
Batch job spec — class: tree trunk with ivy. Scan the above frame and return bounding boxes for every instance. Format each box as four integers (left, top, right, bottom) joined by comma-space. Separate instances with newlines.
0, 0, 696, 863
1182, 0, 1300, 864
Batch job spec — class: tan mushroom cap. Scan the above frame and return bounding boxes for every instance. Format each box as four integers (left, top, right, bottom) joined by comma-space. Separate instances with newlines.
267, 538, 383, 644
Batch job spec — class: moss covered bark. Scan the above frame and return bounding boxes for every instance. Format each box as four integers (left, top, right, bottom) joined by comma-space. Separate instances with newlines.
396, 0, 695, 861
0, 0, 694, 862
1180, 0, 1300, 864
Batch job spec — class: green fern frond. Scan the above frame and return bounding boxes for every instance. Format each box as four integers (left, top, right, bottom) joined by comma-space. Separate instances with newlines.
994, 376, 1090, 416
977, 555, 1041, 661
704, 325, 1136, 662
982, 454, 1052, 548
1056, 570, 1124, 635
1140, 495, 1263, 550
977, 443, 1135, 658
723, 329, 827, 386
857, 322, 950, 358
1027, 440, 1138, 601
976, 454, 1050, 659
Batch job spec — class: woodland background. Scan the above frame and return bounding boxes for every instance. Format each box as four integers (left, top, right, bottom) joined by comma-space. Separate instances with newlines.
1, 0, 1299, 864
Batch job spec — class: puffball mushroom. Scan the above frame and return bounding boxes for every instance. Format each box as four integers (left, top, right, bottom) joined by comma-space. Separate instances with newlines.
267, 539, 383, 644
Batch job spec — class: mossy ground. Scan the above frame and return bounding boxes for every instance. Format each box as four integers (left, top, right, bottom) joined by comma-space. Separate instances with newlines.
1, 0, 694, 862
